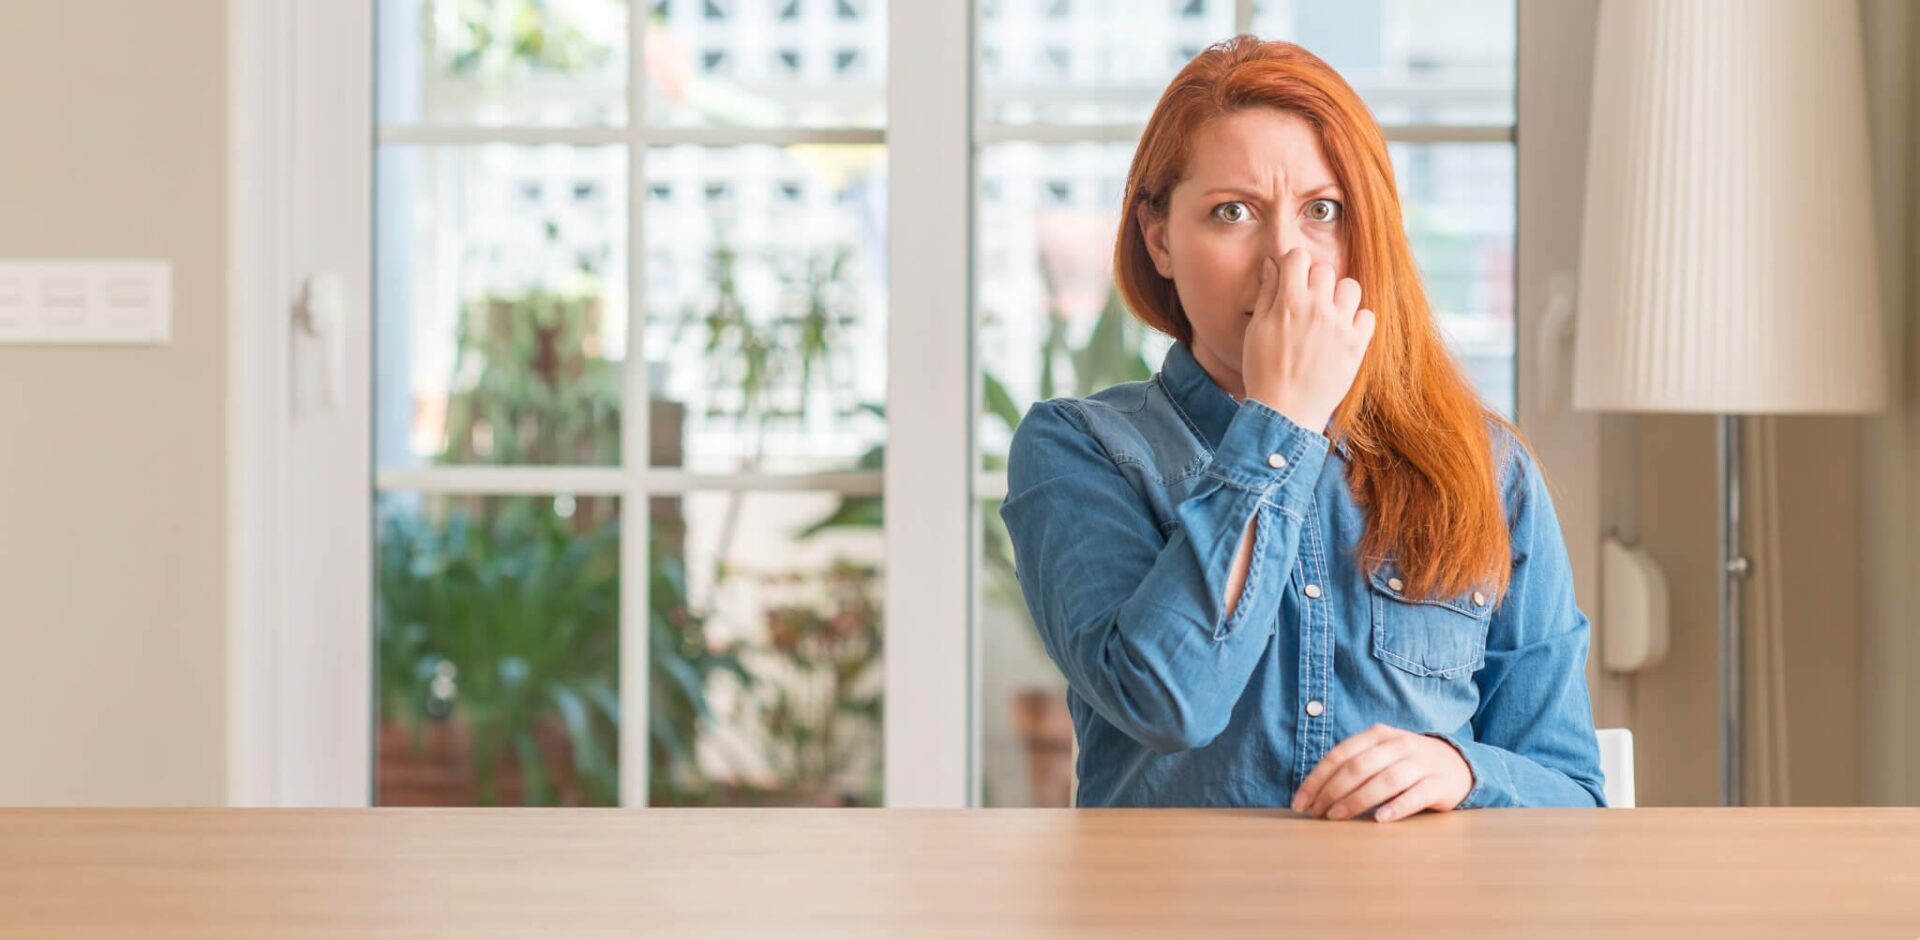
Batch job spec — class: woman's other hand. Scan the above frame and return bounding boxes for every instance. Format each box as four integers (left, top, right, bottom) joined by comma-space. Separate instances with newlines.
1291, 723, 1474, 823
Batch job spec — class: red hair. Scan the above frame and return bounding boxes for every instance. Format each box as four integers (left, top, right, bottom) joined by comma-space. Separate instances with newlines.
1115, 35, 1526, 603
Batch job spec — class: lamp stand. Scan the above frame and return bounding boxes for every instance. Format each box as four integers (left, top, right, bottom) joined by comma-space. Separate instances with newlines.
1717, 414, 1751, 807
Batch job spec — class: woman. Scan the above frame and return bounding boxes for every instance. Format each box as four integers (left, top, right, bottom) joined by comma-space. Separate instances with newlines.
999, 36, 1607, 820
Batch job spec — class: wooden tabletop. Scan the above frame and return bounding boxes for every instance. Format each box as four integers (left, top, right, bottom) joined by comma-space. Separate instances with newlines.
1, 807, 1917, 938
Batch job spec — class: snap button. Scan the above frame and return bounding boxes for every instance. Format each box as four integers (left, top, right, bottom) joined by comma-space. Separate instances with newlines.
1387, 577, 1404, 592
1305, 699, 1324, 717
1473, 591, 1488, 607
1267, 453, 1288, 469
1303, 584, 1322, 599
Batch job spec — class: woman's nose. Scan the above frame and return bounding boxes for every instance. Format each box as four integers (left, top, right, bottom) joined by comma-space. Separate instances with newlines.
1267, 221, 1305, 265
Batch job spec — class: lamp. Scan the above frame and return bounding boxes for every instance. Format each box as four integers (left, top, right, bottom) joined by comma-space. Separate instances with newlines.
1573, 0, 1888, 806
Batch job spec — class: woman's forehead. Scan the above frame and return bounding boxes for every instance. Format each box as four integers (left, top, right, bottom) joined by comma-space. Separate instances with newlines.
1178, 109, 1337, 194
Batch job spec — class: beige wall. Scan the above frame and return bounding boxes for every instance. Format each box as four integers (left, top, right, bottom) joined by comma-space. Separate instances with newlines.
0, 0, 228, 804
1618, 415, 1719, 806
1859, 0, 1920, 808
1624, 416, 1870, 807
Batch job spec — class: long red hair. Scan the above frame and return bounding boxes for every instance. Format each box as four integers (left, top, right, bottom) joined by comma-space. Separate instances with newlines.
1115, 35, 1525, 603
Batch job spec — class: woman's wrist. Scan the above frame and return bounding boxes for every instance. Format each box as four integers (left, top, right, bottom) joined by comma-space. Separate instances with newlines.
1240, 390, 1328, 438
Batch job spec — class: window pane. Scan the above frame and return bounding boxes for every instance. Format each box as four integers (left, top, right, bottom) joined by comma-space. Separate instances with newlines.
1390, 142, 1516, 419
643, 0, 887, 128
376, 493, 621, 806
375, 145, 627, 469
975, 141, 1168, 807
378, 0, 630, 127
643, 145, 887, 473
650, 491, 884, 806
978, 0, 1234, 126
976, 141, 1172, 467
1253, 0, 1515, 124
979, 497, 1073, 807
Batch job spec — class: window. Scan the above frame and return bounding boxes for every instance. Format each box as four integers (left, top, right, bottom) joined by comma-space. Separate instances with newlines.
648, 0, 885, 128
281, 0, 1527, 811
373, 0, 891, 808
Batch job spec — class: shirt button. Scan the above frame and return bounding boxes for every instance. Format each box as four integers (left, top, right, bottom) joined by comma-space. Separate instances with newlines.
1305, 700, 1325, 717
1473, 591, 1488, 607
1387, 577, 1404, 592
1303, 584, 1322, 599
1266, 453, 1288, 469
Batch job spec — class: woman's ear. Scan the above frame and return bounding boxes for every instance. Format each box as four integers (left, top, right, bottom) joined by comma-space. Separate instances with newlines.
1137, 204, 1175, 279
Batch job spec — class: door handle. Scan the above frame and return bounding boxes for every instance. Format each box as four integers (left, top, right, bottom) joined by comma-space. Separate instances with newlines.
295, 272, 344, 411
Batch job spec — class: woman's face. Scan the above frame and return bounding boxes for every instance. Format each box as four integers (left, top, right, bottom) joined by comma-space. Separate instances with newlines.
1138, 107, 1349, 397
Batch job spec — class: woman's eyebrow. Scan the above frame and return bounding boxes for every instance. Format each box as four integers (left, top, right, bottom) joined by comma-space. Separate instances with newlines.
1196, 182, 1344, 199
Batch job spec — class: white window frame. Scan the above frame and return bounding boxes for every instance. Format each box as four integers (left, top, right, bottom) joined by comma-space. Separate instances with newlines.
226, 0, 1613, 808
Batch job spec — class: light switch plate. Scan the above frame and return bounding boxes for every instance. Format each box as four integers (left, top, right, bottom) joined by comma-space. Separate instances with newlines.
0, 260, 171, 345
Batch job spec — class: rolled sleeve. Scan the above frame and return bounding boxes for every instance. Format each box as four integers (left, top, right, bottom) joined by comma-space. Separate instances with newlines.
999, 398, 1332, 753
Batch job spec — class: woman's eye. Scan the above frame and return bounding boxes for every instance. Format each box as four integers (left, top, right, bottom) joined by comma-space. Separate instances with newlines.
1211, 201, 1252, 224
1306, 198, 1343, 223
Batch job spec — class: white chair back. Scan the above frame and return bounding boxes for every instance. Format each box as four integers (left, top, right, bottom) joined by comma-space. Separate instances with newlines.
1597, 726, 1636, 808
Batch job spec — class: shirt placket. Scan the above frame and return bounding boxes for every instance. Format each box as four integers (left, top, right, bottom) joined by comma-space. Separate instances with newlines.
1290, 502, 1335, 795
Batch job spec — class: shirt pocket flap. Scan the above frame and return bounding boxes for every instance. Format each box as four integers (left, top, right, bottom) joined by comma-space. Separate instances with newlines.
1367, 564, 1493, 679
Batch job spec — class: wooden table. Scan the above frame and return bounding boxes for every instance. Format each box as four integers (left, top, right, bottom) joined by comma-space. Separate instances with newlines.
2, 807, 1917, 937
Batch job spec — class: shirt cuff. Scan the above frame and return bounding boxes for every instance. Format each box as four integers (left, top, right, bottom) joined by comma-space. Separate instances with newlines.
1204, 399, 1331, 511
1423, 730, 1492, 810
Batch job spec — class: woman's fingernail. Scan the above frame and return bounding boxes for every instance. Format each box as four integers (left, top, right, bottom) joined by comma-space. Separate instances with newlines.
1375, 809, 1394, 822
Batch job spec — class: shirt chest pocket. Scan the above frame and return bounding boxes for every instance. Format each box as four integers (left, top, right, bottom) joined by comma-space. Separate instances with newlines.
1367, 566, 1494, 680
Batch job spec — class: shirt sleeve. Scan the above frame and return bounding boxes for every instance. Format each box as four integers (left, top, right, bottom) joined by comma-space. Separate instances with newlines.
1424, 439, 1610, 808
998, 396, 1330, 754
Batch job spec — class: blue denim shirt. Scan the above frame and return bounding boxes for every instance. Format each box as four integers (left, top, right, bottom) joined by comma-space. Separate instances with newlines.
1000, 341, 1607, 809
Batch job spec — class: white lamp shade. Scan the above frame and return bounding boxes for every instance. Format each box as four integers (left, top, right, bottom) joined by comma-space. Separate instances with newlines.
1573, 0, 1888, 415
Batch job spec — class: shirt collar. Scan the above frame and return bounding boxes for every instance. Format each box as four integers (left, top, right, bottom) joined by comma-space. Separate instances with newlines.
1160, 341, 1352, 459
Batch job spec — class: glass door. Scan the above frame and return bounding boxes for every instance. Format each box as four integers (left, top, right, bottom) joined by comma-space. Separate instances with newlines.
370, 0, 892, 807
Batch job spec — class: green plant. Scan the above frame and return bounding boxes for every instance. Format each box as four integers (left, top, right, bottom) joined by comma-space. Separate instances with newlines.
752, 559, 884, 805
680, 242, 859, 427
439, 292, 622, 466
646, 501, 755, 804
379, 282, 748, 806
670, 234, 886, 805
436, 0, 616, 81
378, 496, 621, 805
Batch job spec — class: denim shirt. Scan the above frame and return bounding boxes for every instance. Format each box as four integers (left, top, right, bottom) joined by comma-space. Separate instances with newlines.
999, 341, 1608, 809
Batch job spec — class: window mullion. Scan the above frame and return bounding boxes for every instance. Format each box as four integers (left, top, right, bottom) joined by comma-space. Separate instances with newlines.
619, 3, 652, 809
884, 0, 975, 808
